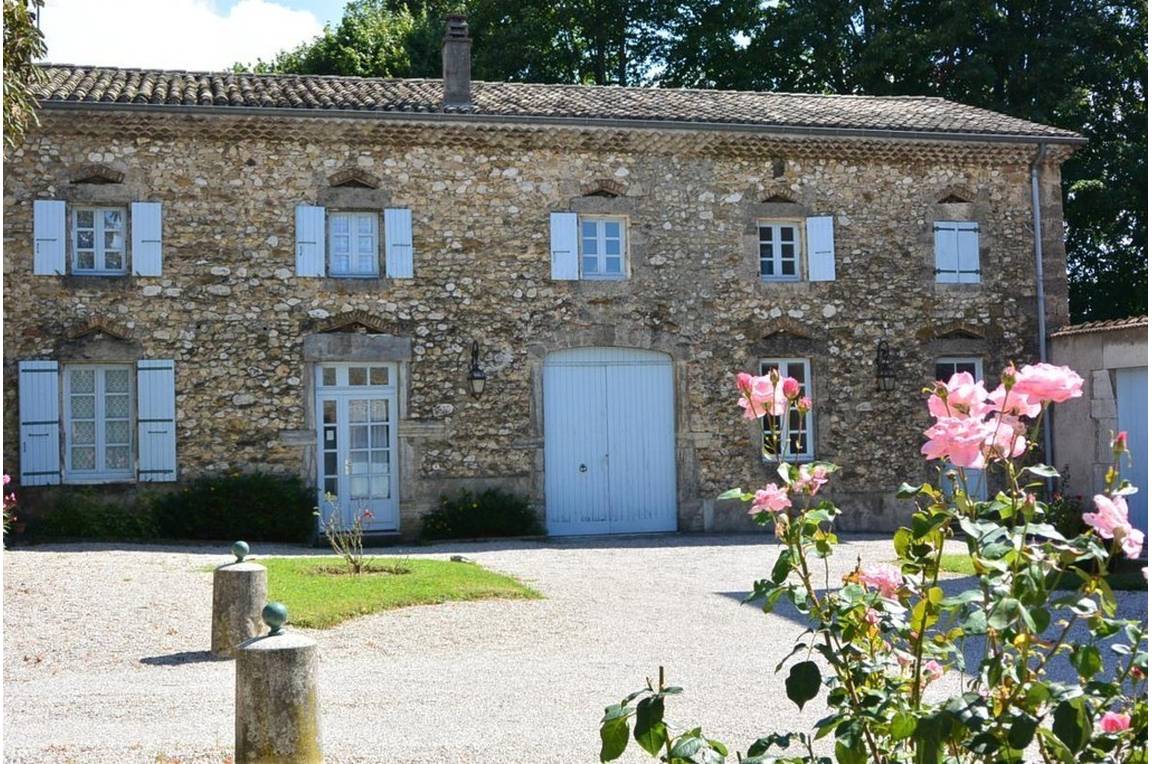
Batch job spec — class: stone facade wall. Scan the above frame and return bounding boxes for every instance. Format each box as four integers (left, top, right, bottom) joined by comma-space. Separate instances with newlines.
2, 110, 1073, 534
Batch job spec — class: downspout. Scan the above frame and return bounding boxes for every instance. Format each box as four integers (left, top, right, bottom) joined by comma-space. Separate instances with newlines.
1030, 142, 1055, 475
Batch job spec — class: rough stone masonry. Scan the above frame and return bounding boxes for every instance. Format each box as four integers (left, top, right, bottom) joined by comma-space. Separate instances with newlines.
2, 66, 1079, 535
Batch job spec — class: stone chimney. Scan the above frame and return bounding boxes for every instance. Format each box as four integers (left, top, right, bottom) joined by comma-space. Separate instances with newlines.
441, 13, 471, 110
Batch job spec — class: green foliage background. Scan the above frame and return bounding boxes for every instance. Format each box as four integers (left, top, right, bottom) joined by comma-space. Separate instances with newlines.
241, 0, 1147, 322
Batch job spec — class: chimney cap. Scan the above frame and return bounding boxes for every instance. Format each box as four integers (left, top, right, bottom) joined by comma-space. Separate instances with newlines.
444, 13, 469, 40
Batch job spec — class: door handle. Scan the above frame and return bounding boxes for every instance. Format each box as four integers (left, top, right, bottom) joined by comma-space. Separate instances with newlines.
579, 464, 587, 473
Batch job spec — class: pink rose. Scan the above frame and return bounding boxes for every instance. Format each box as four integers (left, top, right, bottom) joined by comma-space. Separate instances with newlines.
1012, 363, 1084, 404
859, 563, 903, 599
1084, 494, 1146, 559
921, 416, 989, 469
928, 372, 992, 419
922, 660, 945, 684
750, 483, 791, 515
1098, 711, 1131, 733
796, 396, 812, 414
863, 608, 880, 626
794, 464, 829, 496
984, 415, 1027, 460
737, 373, 787, 419
781, 377, 801, 400
988, 384, 1042, 418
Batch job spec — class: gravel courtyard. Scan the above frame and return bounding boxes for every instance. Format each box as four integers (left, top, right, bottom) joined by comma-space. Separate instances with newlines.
4, 535, 1147, 763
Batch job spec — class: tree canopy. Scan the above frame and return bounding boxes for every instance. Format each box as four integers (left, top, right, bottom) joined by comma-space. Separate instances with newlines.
3, 0, 47, 148
241, 0, 1148, 322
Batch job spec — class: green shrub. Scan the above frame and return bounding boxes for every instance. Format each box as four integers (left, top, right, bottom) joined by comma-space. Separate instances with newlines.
421, 487, 542, 541
35, 491, 157, 540
150, 472, 314, 542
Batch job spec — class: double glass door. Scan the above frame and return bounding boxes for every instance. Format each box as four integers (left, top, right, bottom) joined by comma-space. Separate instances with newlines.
315, 364, 399, 532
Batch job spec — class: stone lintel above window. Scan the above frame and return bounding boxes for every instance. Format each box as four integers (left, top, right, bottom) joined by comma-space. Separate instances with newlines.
301, 333, 412, 362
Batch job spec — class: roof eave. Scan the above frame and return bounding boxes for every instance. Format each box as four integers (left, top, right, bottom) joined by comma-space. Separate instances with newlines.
36, 99, 1088, 146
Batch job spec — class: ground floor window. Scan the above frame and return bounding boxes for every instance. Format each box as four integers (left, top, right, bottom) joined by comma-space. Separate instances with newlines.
64, 364, 134, 481
934, 356, 987, 499
760, 358, 814, 460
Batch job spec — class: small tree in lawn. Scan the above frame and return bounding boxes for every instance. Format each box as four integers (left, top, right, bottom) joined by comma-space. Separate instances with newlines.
598, 363, 1147, 763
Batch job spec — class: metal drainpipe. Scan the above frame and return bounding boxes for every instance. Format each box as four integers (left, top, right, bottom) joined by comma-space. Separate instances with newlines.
1031, 142, 1055, 475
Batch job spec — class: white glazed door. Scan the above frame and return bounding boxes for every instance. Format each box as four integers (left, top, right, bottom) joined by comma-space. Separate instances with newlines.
316, 364, 399, 532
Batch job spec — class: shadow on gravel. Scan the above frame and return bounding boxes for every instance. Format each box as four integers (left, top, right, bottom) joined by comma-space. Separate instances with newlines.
140, 650, 228, 666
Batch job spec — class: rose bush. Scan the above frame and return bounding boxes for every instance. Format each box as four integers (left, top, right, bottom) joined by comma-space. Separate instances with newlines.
598, 364, 1147, 763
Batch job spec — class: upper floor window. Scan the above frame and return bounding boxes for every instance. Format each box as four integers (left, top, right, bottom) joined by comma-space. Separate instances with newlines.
64, 364, 134, 481
73, 207, 127, 274
934, 221, 980, 284
760, 357, 814, 460
580, 216, 627, 279
328, 211, 379, 277
759, 221, 801, 281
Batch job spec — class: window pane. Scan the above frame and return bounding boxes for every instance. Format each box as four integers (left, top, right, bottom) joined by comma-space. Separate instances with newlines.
605, 238, 620, 256
72, 447, 96, 470
76, 251, 95, 270
350, 426, 368, 449
606, 257, 622, 274
355, 256, 375, 274
604, 221, 620, 238
103, 209, 123, 228
324, 451, 338, 475
324, 477, 338, 497
105, 231, 124, 250
349, 399, 368, 422
787, 363, 806, 384
370, 425, 388, 447
780, 226, 794, 242
759, 226, 773, 243
583, 256, 599, 273
357, 215, 374, 234
332, 216, 349, 234
70, 368, 95, 393
957, 362, 978, 377
106, 446, 130, 470
332, 255, 350, 273
106, 420, 130, 444
104, 251, 123, 270
333, 235, 350, 254
369, 368, 389, 386
370, 398, 388, 419
71, 395, 95, 419
350, 451, 369, 472
934, 363, 954, 381
581, 221, 597, 238
348, 367, 368, 386
350, 476, 368, 497
582, 236, 598, 256
322, 368, 337, 387
76, 209, 94, 228
105, 368, 130, 392
357, 236, 374, 254
370, 474, 389, 498
781, 258, 795, 276
105, 394, 130, 419
371, 450, 390, 467
73, 421, 96, 445
761, 258, 774, 276
77, 230, 95, 249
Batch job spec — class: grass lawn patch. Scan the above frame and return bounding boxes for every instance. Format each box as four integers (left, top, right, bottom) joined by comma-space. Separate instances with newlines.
262, 556, 541, 628
938, 553, 1146, 591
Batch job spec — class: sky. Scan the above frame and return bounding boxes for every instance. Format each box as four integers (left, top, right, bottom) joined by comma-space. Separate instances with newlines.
39, 0, 349, 70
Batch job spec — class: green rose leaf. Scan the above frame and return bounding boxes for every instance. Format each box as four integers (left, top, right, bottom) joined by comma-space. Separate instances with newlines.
599, 711, 630, 761
785, 660, 821, 710
1008, 714, 1038, 750
891, 711, 918, 740
1069, 645, 1102, 680
1025, 464, 1062, 478
717, 488, 747, 501
1052, 698, 1090, 753
633, 696, 667, 756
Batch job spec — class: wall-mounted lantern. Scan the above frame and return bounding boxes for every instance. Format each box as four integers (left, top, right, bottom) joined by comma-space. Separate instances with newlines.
467, 340, 487, 399
875, 340, 896, 392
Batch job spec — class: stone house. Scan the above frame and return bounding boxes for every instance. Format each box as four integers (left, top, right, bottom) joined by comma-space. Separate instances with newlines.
1050, 316, 1148, 548
3, 19, 1084, 537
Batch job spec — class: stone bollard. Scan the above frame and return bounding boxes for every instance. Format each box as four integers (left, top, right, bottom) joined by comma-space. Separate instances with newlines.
235, 603, 322, 764
212, 541, 267, 658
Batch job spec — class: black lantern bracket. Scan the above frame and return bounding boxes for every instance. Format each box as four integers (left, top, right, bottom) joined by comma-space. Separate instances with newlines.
875, 340, 896, 392
467, 340, 487, 399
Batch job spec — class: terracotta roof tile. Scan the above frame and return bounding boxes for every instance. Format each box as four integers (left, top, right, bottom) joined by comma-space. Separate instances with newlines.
33, 64, 1083, 141
1050, 316, 1148, 337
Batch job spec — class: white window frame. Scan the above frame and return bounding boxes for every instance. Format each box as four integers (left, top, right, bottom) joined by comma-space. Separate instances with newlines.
758, 220, 803, 282
328, 210, 380, 278
934, 356, 987, 500
72, 206, 128, 275
578, 215, 628, 280
63, 364, 135, 483
934, 220, 981, 284
759, 357, 814, 461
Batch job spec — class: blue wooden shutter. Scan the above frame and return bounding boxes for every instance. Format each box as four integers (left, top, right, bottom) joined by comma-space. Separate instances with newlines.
33, 200, 66, 275
956, 223, 981, 283
934, 222, 959, 283
19, 360, 61, 485
549, 212, 579, 280
384, 208, 414, 278
805, 216, 835, 281
295, 205, 326, 277
137, 360, 177, 482
130, 202, 163, 276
